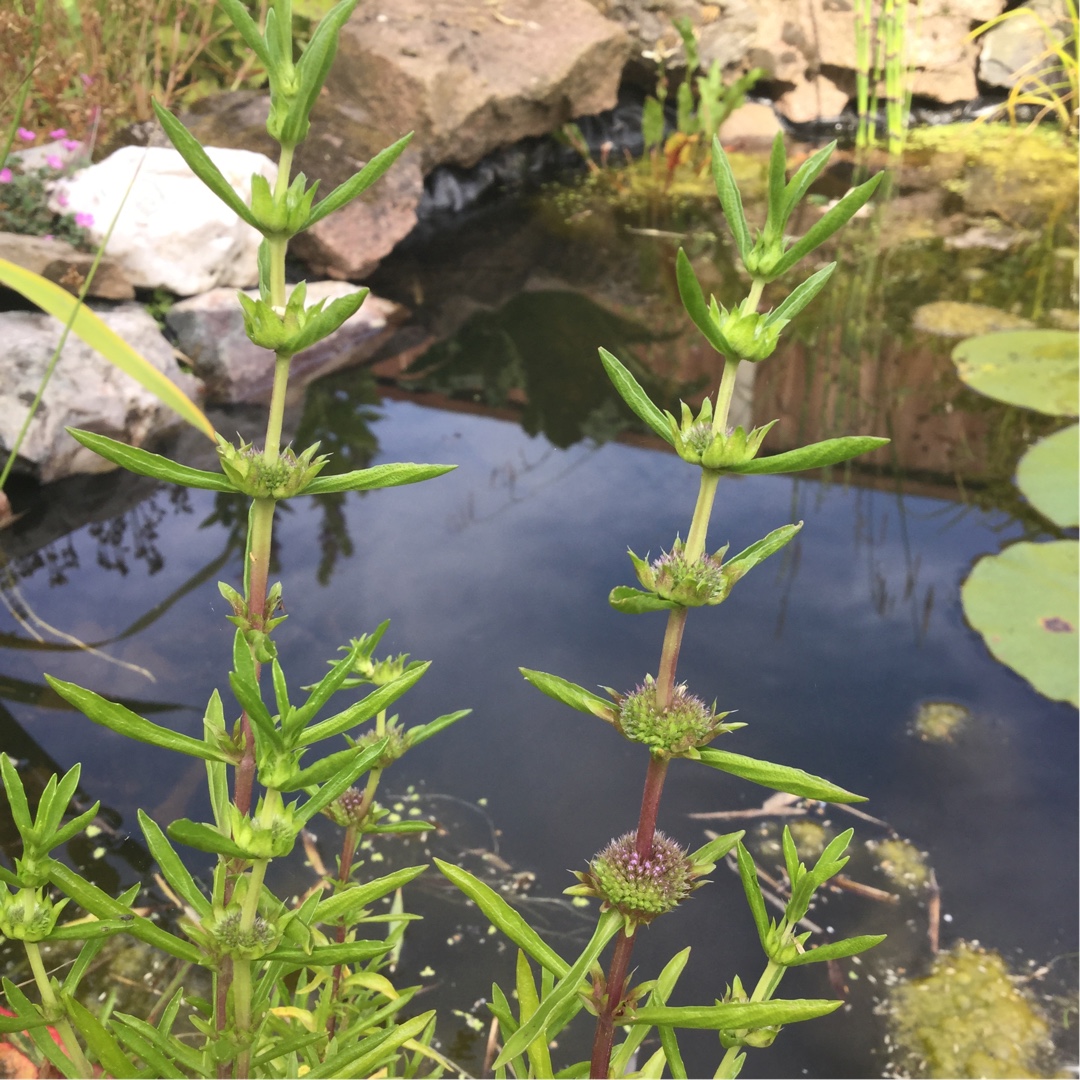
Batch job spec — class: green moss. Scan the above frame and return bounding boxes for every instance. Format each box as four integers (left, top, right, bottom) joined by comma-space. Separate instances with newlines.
912, 701, 972, 743
885, 941, 1053, 1078
869, 838, 930, 891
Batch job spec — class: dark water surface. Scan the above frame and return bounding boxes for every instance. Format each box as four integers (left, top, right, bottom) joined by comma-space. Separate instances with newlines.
2, 158, 1077, 1077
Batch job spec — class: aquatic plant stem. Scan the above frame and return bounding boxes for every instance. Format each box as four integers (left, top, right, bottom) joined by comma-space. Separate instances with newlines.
24, 940, 93, 1078
590, 929, 635, 1078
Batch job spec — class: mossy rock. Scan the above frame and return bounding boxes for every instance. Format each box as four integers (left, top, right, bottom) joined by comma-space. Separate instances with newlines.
885, 941, 1053, 1078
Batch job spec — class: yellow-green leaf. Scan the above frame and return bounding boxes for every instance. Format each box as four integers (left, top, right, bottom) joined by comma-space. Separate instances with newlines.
0, 257, 214, 440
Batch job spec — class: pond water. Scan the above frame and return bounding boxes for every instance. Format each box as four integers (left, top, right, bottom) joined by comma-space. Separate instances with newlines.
1, 137, 1078, 1077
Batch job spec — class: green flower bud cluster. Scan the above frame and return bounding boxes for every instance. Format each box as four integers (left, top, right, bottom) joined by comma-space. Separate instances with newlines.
206, 909, 282, 961
615, 676, 737, 757
237, 281, 369, 356
228, 799, 298, 861
249, 172, 318, 238
0, 888, 69, 942
712, 297, 786, 362
566, 832, 703, 932
339, 632, 424, 689
719, 975, 781, 1049
666, 397, 778, 470
630, 539, 732, 607
322, 785, 368, 829
350, 723, 407, 769
216, 435, 328, 500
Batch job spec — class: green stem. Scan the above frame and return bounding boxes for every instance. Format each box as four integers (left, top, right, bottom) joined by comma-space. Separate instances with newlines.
232, 957, 253, 1079
240, 859, 268, 934
711, 356, 743, 438
683, 472, 721, 564
25, 941, 93, 1078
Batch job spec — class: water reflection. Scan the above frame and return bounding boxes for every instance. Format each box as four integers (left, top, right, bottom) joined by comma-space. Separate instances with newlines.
0, 152, 1076, 1077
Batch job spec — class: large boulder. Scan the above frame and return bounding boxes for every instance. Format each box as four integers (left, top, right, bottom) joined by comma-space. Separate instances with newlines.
290, 0, 630, 279
166, 282, 404, 404
0, 305, 203, 483
49, 146, 276, 296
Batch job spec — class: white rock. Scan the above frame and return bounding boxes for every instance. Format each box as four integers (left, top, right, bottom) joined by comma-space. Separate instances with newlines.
50, 145, 276, 296
0, 304, 203, 483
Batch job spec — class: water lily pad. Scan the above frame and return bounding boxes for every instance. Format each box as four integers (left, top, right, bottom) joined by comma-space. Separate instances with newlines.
1016, 422, 1079, 528
952, 330, 1078, 416
961, 540, 1079, 707
914, 301, 1033, 338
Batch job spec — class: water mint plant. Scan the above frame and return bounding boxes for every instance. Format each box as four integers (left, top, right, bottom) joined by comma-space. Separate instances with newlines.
0, 1, 467, 1076
437, 134, 889, 1077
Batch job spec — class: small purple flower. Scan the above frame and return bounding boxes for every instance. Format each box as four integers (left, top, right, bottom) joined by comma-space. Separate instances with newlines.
80, 73, 93, 87
75, 212, 94, 229
62, 139, 81, 152
16, 127, 35, 142
0, 168, 11, 184
49, 128, 67, 140
55, 191, 69, 208
43, 234, 54, 242
45, 155, 63, 170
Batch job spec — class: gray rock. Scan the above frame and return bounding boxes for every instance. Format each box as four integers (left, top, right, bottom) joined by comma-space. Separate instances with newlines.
977, 0, 1071, 89
0, 304, 204, 483
166, 282, 404, 404
0, 232, 135, 301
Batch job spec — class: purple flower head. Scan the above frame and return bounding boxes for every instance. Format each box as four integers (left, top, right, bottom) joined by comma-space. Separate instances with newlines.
80, 73, 93, 88
49, 128, 67, 140
55, 190, 69, 208
46, 155, 63, 170
16, 128, 35, 143
0, 168, 11, 184
62, 139, 81, 152
75, 212, 94, 229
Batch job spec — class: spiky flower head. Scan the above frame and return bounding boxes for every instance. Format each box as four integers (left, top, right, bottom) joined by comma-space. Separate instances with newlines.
667, 398, 778, 470
566, 832, 704, 933
209, 909, 281, 960
630, 539, 732, 607
322, 785, 368, 828
216, 435, 328, 499
614, 676, 738, 757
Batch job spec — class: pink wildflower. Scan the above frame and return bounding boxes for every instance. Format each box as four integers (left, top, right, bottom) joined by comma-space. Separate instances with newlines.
80, 73, 93, 87
0, 168, 11, 184
46, 155, 63, 170
75, 212, 94, 229
16, 127, 35, 142
49, 128, 67, 139
55, 191, 69, 208
62, 139, 81, 152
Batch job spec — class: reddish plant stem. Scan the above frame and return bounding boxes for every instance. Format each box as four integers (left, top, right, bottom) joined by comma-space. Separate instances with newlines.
326, 825, 361, 1039
655, 607, 688, 710
589, 929, 635, 1079
635, 754, 670, 859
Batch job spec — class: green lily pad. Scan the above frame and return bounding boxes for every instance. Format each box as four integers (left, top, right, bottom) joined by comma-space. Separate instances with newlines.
1016, 422, 1079, 528
961, 540, 1079, 707
952, 330, 1078, 416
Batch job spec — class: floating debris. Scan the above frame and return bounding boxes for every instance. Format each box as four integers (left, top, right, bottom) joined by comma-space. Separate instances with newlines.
882, 941, 1053, 1078
868, 838, 931, 892
912, 701, 971, 743
912, 300, 1034, 338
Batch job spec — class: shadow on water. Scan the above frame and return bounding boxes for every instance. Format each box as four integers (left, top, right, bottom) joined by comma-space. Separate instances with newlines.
1, 140, 1077, 1077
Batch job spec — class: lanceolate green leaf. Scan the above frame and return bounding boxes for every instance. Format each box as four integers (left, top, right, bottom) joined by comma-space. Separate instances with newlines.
767, 264, 836, 326
61, 999, 140, 1079
621, 998, 842, 1030
304, 134, 415, 228
697, 748, 866, 803
434, 859, 569, 979
152, 101, 261, 231
725, 523, 803, 577
301, 462, 456, 495
268, 940, 392, 968
711, 136, 752, 262
675, 249, 734, 357
299, 663, 430, 745
784, 934, 886, 966
0, 262, 214, 439
216, 0, 270, 65
495, 910, 623, 1068
167, 818, 249, 859
780, 141, 836, 224
314, 866, 427, 925
137, 810, 212, 918
771, 171, 884, 279
736, 842, 770, 948
598, 348, 675, 444
295, 739, 388, 826
67, 430, 234, 489
609, 586, 680, 614
44, 677, 230, 762
727, 436, 888, 474
519, 668, 615, 721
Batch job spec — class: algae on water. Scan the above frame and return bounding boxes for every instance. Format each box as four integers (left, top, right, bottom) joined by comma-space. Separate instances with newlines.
884, 941, 1053, 1078
868, 837, 930, 892
912, 701, 971, 743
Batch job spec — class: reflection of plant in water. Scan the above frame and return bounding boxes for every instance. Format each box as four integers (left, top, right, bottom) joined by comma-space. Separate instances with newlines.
406, 290, 679, 449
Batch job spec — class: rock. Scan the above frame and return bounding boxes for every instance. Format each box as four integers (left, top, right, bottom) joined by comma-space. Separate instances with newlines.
0, 304, 203, 483
0, 232, 135, 300
286, 0, 629, 279
977, 0, 1072, 88
166, 282, 404, 404
776, 72, 850, 123
718, 102, 784, 142
49, 146, 276, 296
